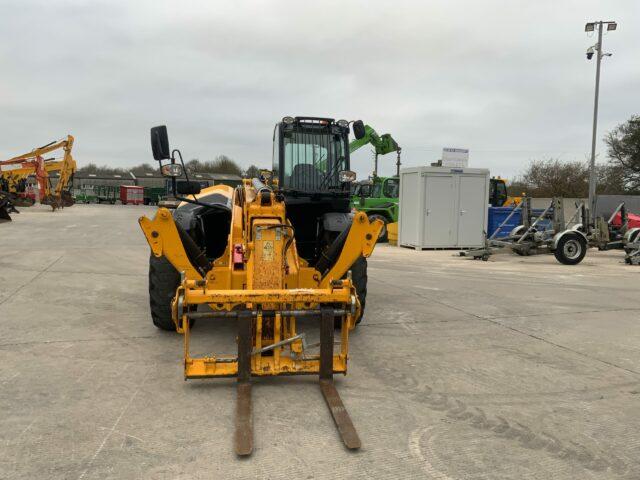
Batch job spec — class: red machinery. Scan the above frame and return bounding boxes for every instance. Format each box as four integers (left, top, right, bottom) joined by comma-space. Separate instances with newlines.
611, 211, 640, 229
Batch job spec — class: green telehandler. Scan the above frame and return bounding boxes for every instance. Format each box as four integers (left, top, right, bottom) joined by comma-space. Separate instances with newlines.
349, 122, 401, 241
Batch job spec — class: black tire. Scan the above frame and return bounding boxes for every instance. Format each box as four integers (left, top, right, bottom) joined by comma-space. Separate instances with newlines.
149, 255, 180, 331
351, 256, 368, 325
554, 232, 587, 265
368, 214, 389, 242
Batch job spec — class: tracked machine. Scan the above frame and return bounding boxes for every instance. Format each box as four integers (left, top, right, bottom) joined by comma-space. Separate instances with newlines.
0, 136, 77, 210
139, 117, 383, 456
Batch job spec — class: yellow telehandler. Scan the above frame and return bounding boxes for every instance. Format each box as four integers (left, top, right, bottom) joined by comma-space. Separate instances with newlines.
139, 117, 383, 456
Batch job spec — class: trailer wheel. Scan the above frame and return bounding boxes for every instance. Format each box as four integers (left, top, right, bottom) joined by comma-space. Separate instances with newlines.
367, 214, 388, 242
149, 255, 180, 331
554, 233, 587, 265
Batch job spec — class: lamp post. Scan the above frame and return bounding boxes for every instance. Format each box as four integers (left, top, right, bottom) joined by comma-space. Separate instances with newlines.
585, 20, 616, 224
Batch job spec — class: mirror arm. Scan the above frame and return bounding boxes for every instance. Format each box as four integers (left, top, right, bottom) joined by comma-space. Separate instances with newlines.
169, 150, 180, 197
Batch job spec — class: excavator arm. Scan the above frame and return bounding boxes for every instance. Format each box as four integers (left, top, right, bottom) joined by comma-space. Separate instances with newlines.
0, 135, 76, 209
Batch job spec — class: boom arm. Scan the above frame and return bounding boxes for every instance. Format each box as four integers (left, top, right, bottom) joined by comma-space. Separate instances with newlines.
349, 125, 400, 156
348, 125, 401, 177
3, 136, 75, 163
0, 135, 76, 208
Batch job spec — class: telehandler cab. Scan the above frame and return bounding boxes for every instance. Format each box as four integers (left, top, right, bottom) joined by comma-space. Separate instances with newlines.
139, 117, 383, 456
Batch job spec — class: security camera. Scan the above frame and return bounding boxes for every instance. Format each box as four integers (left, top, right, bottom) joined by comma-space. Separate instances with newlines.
586, 46, 595, 60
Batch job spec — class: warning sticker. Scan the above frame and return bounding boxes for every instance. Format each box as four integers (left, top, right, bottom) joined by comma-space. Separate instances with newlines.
262, 241, 275, 262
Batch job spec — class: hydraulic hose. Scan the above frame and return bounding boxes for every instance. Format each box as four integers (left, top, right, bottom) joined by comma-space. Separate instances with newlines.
315, 223, 352, 276
175, 222, 212, 276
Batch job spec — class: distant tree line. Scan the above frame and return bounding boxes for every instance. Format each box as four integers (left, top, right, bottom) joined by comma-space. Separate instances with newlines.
77, 155, 266, 179
509, 115, 640, 197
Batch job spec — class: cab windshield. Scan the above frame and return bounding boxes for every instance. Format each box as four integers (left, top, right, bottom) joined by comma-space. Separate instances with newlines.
281, 128, 347, 191
354, 183, 372, 197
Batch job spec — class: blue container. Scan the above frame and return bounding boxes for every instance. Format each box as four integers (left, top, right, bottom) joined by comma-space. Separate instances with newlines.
488, 207, 521, 238
488, 206, 553, 238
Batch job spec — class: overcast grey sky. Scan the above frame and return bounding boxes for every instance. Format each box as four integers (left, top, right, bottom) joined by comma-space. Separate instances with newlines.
1, 0, 638, 179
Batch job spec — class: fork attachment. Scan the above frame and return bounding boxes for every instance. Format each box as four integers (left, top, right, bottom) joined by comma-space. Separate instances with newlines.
233, 307, 360, 456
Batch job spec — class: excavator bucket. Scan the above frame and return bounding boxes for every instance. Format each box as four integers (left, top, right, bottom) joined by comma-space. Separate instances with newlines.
139, 180, 383, 456
61, 190, 75, 207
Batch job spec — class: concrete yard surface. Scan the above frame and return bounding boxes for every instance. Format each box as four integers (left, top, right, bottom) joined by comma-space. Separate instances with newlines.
1, 204, 640, 479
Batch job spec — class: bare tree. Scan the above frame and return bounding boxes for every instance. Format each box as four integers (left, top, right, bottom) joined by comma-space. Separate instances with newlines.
185, 156, 242, 176
244, 165, 261, 178
76, 163, 128, 176
185, 159, 204, 174
604, 115, 640, 193
597, 164, 627, 194
205, 155, 243, 176
129, 163, 157, 175
515, 158, 589, 197
76, 156, 243, 177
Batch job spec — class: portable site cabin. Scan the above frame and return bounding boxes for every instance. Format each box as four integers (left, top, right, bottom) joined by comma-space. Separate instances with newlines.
399, 167, 490, 249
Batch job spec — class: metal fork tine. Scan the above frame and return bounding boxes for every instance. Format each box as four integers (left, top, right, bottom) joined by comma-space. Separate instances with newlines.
235, 382, 253, 456
235, 311, 253, 456
319, 308, 361, 450
320, 379, 361, 450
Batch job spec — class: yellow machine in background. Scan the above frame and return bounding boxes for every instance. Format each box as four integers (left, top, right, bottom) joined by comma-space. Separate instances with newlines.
490, 176, 522, 207
0, 135, 77, 209
140, 120, 382, 456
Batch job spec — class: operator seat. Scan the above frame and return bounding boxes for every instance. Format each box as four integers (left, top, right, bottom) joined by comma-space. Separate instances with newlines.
290, 163, 323, 190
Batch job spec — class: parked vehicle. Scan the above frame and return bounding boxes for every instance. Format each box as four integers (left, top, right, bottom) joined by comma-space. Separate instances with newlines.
96, 185, 118, 204
120, 185, 144, 205
351, 176, 398, 241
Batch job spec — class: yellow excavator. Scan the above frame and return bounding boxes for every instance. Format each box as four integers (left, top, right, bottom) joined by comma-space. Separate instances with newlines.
139, 118, 383, 456
0, 135, 77, 210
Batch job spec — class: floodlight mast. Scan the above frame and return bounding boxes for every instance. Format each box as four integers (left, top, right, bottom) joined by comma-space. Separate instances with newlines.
586, 20, 617, 224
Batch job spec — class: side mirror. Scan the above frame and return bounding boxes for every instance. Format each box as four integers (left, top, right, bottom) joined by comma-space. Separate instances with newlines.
176, 181, 201, 195
352, 120, 366, 140
151, 126, 171, 160
339, 170, 357, 183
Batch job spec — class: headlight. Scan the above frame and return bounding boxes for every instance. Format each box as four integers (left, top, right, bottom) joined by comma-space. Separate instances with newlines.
282, 116, 295, 124
336, 119, 349, 128
161, 163, 183, 177
260, 169, 272, 180
339, 170, 357, 183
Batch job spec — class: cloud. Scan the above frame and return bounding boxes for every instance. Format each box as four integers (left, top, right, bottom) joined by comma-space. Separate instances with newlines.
1, 0, 638, 179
